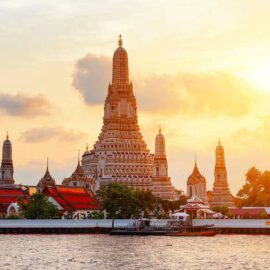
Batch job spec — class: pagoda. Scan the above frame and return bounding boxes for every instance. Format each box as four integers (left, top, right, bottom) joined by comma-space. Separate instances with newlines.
208, 140, 235, 207
151, 129, 177, 200
0, 133, 15, 186
82, 36, 175, 198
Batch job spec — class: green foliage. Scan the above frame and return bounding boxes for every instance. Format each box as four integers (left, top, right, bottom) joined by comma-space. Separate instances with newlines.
236, 167, 270, 207
160, 196, 187, 212
211, 205, 229, 215
96, 183, 158, 218
89, 211, 104, 219
7, 214, 21, 220
19, 193, 59, 219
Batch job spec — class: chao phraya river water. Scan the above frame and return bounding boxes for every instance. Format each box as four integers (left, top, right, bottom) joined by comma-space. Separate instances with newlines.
0, 235, 269, 270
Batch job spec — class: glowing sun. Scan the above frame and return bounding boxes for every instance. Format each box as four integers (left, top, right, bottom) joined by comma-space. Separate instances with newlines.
246, 63, 270, 91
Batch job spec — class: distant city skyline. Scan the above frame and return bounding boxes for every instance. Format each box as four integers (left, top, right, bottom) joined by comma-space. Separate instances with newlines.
1, 1, 270, 193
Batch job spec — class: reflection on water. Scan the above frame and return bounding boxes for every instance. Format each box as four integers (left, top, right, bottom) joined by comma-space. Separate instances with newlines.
0, 234, 269, 270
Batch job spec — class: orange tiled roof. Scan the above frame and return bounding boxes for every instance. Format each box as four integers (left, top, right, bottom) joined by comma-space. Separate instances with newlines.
229, 208, 267, 216
43, 185, 101, 211
0, 187, 29, 211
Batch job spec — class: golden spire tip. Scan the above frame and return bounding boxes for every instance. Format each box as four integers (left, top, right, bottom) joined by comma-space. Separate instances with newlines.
118, 34, 123, 47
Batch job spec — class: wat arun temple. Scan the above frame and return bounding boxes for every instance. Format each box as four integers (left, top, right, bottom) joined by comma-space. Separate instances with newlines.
81, 36, 177, 201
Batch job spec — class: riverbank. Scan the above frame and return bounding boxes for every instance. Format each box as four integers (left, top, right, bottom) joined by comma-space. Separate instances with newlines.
0, 219, 269, 234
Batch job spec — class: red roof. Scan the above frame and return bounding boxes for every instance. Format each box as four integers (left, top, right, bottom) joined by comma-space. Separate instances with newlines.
43, 185, 101, 211
229, 208, 267, 216
0, 187, 29, 211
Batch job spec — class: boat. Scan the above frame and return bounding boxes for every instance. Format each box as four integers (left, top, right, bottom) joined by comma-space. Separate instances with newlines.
165, 230, 218, 237
110, 218, 218, 236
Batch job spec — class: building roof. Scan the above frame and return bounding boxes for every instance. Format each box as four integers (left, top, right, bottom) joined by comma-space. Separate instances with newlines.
0, 203, 6, 213
62, 160, 95, 187
229, 208, 268, 216
0, 187, 29, 211
242, 207, 270, 215
179, 196, 209, 211
37, 160, 56, 191
43, 185, 100, 211
187, 161, 206, 185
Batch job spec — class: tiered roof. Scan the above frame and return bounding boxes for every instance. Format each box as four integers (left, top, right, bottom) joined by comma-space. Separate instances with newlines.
0, 187, 29, 211
43, 185, 100, 211
180, 195, 209, 211
62, 160, 95, 188
37, 160, 56, 191
229, 208, 268, 217
187, 161, 206, 185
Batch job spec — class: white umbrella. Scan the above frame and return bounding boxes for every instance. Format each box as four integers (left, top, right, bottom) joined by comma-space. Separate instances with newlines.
213, 212, 223, 218
172, 212, 190, 217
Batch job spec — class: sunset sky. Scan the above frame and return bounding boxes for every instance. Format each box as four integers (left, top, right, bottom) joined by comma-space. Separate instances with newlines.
1, 0, 270, 194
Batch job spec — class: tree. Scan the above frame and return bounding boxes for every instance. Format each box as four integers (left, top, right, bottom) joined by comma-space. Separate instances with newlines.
19, 193, 59, 219
96, 183, 158, 218
236, 167, 270, 207
211, 205, 229, 215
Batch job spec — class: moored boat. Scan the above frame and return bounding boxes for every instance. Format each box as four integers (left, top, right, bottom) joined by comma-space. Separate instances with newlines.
166, 230, 218, 237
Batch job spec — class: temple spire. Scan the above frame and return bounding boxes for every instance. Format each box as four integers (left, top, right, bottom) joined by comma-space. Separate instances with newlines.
112, 34, 129, 84
78, 150, 80, 165
118, 34, 123, 47
0, 134, 14, 185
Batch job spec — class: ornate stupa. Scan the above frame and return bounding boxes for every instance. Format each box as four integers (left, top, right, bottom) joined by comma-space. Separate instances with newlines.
0, 133, 15, 186
186, 156, 207, 203
37, 159, 56, 192
82, 36, 175, 199
151, 128, 177, 200
208, 140, 234, 207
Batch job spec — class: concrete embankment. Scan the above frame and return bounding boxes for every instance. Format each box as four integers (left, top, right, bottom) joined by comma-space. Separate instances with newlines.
193, 219, 270, 234
0, 219, 132, 234
0, 219, 270, 234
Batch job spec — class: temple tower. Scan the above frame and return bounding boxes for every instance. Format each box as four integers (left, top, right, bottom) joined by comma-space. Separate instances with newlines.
208, 140, 234, 207
82, 36, 154, 191
0, 133, 15, 186
151, 129, 176, 201
186, 156, 207, 203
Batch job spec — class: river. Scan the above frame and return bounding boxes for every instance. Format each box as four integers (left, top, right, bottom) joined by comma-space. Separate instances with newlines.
0, 234, 269, 269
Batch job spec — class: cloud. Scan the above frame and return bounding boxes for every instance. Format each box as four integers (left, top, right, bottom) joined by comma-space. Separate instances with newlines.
0, 93, 52, 116
231, 117, 270, 152
72, 54, 111, 104
136, 72, 260, 117
20, 126, 86, 143
73, 54, 261, 117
